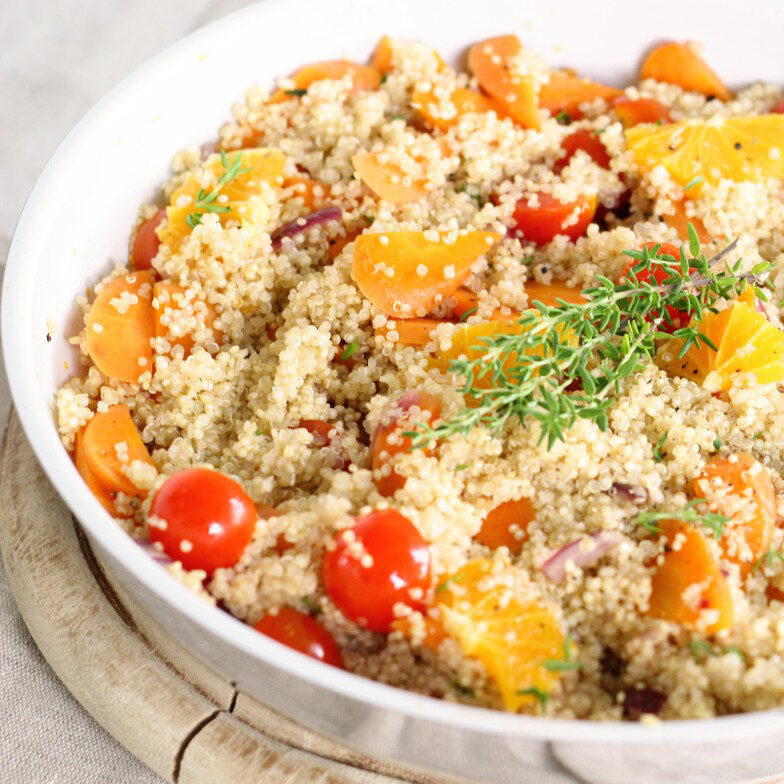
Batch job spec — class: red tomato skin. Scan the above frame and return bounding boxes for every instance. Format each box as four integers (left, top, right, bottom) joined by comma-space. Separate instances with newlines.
620, 242, 691, 333
131, 208, 166, 270
323, 509, 431, 633
148, 467, 257, 574
555, 128, 611, 172
512, 192, 597, 245
771, 98, 784, 114
254, 607, 344, 667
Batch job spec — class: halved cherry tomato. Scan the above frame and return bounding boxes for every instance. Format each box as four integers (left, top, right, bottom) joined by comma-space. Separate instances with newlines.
620, 241, 691, 333
323, 509, 431, 632
612, 96, 672, 127
131, 209, 166, 270
555, 128, 611, 172
254, 607, 343, 667
512, 192, 597, 245
148, 467, 257, 574
372, 391, 441, 497
291, 420, 348, 470
772, 98, 784, 114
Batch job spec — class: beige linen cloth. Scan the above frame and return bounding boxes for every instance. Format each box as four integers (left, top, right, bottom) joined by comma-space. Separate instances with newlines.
0, 2, 253, 781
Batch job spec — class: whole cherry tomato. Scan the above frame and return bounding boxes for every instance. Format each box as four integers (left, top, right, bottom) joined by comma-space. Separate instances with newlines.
255, 607, 343, 667
131, 208, 166, 270
323, 509, 431, 632
148, 467, 256, 574
620, 241, 692, 333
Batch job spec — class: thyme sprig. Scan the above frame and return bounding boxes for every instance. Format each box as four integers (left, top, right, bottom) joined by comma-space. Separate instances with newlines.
633, 499, 730, 539
185, 151, 250, 228
406, 227, 772, 450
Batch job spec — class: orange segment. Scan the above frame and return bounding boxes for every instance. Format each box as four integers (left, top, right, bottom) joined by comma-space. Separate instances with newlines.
539, 71, 622, 117
436, 559, 565, 711
641, 42, 732, 102
474, 499, 535, 555
412, 87, 503, 130
352, 151, 429, 203
74, 428, 119, 516
86, 270, 155, 384
692, 453, 776, 578
468, 36, 540, 130
352, 230, 501, 317
81, 404, 154, 499
284, 176, 330, 209
269, 61, 380, 103
647, 520, 733, 634
152, 281, 222, 356
626, 115, 784, 193
157, 148, 286, 252
686, 290, 784, 391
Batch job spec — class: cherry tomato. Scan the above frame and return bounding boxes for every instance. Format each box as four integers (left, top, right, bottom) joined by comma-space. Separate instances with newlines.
612, 96, 672, 127
323, 509, 431, 632
148, 467, 257, 574
291, 419, 348, 470
254, 607, 343, 667
371, 391, 441, 497
620, 241, 692, 333
512, 192, 597, 245
555, 128, 611, 172
131, 208, 166, 270
771, 98, 784, 114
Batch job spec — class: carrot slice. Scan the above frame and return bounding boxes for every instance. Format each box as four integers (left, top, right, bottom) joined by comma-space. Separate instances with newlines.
284, 176, 330, 209
612, 95, 672, 127
664, 200, 711, 244
412, 87, 502, 130
371, 36, 395, 73
647, 519, 733, 634
692, 453, 776, 578
352, 230, 501, 317
372, 391, 441, 497
468, 35, 540, 130
539, 71, 622, 117
269, 61, 381, 103
152, 281, 221, 356
474, 498, 535, 555
86, 270, 156, 383
82, 404, 154, 498
375, 317, 443, 346
448, 288, 518, 321
352, 151, 429, 203
640, 42, 732, 101
512, 192, 597, 245
327, 227, 363, 262
74, 427, 119, 516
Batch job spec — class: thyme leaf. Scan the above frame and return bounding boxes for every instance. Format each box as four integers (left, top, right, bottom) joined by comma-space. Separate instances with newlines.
185, 151, 250, 228
634, 499, 729, 538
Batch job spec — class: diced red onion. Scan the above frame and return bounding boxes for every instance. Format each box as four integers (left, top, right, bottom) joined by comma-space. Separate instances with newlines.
607, 482, 649, 505
370, 391, 429, 451
540, 531, 625, 582
137, 538, 174, 567
754, 296, 773, 322
623, 687, 667, 719
201, 141, 217, 159
271, 206, 342, 248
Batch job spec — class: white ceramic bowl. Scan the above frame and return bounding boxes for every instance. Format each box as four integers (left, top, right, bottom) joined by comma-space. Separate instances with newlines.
5, 1, 784, 781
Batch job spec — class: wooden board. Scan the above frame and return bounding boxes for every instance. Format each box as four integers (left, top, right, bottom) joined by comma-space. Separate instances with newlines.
0, 410, 441, 784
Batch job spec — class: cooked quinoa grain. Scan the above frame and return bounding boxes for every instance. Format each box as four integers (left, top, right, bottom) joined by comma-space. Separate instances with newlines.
56, 35, 784, 720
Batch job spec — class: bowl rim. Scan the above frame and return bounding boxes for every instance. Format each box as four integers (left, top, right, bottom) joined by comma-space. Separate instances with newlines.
5, 0, 784, 746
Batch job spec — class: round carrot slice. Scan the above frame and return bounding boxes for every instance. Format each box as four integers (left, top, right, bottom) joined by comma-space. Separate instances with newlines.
269, 61, 380, 103
86, 270, 156, 383
82, 404, 154, 498
474, 498, 535, 555
73, 427, 119, 516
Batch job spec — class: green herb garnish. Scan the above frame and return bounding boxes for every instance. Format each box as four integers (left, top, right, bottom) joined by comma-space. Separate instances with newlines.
455, 463, 468, 472
634, 499, 729, 538
340, 339, 359, 360
554, 111, 571, 125
712, 438, 722, 450
435, 568, 466, 594
453, 682, 475, 697
653, 432, 668, 463
405, 230, 769, 451
459, 307, 478, 322
683, 175, 705, 191
301, 596, 322, 615
380, 73, 388, 84
517, 686, 550, 710
754, 548, 784, 572
689, 639, 746, 664
185, 150, 250, 228
543, 635, 582, 672
285, 88, 307, 97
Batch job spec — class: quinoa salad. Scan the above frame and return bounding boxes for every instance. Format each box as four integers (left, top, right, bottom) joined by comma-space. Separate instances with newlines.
55, 35, 784, 722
